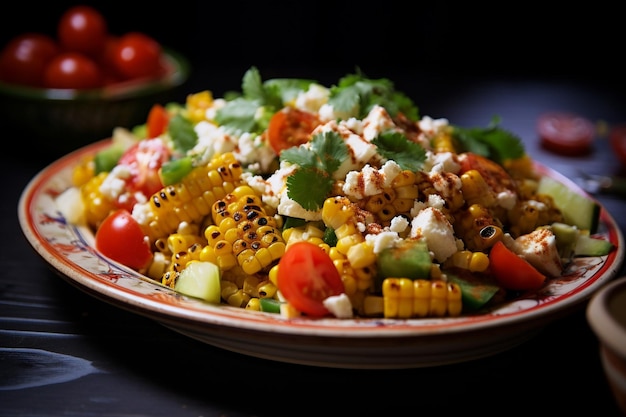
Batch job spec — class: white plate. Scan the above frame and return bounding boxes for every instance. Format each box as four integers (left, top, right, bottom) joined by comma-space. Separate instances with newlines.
18, 139, 625, 369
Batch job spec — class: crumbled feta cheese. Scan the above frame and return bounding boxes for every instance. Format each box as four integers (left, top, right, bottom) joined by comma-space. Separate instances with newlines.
323, 293, 354, 319
361, 105, 396, 141
99, 165, 131, 201
234, 132, 276, 173
507, 228, 563, 277
132, 201, 153, 226
418, 116, 449, 136
389, 216, 410, 233
423, 151, 461, 174
294, 83, 330, 113
365, 231, 401, 254
410, 207, 457, 262
343, 161, 402, 199
277, 195, 322, 221
497, 190, 518, 210
191, 122, 236, 165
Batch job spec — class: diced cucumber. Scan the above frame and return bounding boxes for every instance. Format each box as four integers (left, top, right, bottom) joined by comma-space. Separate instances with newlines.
537, 176, 600, 233
174, 261, 221, 304
574, 234, 615, 256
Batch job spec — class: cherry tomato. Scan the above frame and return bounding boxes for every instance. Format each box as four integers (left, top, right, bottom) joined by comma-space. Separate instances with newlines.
110, 32, 163, 80
116, 138, 171, 210
267, 107, 321, 154
42, 52, 102, 89
146, 104, 169, 138
489, 241, 546, 291
537, 112, 594, 156
458, 152, 517, 194
0, 33, 59, 87
57, 5, 108, 57
610, 124, 626, 165
95, 209, 152, 270
277, 241, 345, 317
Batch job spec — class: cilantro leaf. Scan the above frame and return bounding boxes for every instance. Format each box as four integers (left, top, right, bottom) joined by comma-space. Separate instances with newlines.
329, 71, 419, 121
214, 97, 262, 135
451, 117, 525, 163
280, 131, 349, 212
309, 131, 349, 173
286, 168, 334, 211
372, 131, 426, 171
168, 113, 198, 153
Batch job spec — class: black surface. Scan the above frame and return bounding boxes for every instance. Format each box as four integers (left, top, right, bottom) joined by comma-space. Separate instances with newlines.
2, 3, 626, 416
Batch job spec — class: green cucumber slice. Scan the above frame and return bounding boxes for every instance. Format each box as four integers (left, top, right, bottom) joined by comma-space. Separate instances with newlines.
174, 261, 221, 303
574, 234, 615, 256
537, 176, 600, 233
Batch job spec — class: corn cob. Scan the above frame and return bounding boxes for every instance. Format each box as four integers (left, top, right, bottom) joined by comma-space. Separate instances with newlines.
136, 152, 244, 246
382, 278, 462, 318
507, 195, 564, 237
415, 171, 464, 222
454, 204, 504, 251
460, 169, 496, 208
201, 185, 286, 275
443, 250, 490, 272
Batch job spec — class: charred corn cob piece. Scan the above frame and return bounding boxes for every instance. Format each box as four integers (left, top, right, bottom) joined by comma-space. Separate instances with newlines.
460, 169, 496, 208
81, 171, 116, 229
507, 196, 564, 238
443, 250, 490, 272
203, 186, 286, 275
321, 196, 357, 231
455, 204, 504, 251
431, 130, 458, 153
415, 171, 464, 221
136, 152, 244, 245
382, 278, 462, 318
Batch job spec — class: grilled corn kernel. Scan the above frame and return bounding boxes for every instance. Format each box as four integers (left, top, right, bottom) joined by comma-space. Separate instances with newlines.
382, 278, 462, 318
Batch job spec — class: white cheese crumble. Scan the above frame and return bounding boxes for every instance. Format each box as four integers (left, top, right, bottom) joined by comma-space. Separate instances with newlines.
410, 207, 457, 263
323, 293, 354, 319
505, 229, 563, 277
342, 160, 402, 199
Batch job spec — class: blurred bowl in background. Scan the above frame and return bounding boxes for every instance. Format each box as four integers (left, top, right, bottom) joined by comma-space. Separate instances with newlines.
0, 48, 190, 158
586, 276, 626, 414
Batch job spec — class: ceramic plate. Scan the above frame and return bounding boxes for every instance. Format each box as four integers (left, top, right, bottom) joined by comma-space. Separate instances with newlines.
18, 140, 625, 369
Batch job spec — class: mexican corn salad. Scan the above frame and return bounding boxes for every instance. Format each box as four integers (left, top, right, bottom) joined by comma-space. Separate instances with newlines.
56, 67, 615, 319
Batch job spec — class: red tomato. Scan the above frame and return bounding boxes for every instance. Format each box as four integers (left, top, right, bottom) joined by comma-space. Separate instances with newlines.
42, 52, 102, 89
57, 5, 108, 57
116, 138, 171, 210
537, 112, 594, 156
277, 241, 345, 317
146, 104, 169, 138
267, 107, 321, 154
610, 124, 626, 165
489, 241, 546, 291
458, 152, 517, 194
95, 209, 152, 270
0, 33, 59, 87
110, 32, 163, 80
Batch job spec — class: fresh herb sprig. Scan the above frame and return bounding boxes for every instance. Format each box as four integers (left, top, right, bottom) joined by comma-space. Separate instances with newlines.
280, 131, 349, 211
329, 70, 419, 121
451, 116, 525, 164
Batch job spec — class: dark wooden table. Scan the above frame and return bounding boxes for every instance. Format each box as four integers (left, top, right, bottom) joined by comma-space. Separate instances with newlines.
2, 67, 625, 416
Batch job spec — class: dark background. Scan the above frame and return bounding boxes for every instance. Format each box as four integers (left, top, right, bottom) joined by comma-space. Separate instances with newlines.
2, 1, 624, 99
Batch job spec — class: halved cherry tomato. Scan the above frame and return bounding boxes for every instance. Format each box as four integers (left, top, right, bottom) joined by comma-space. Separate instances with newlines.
146, 104, 169, 138
110, 32, 163, 80
0, 33, 59, 87
276, 241, 345, 317
115, 138, 171, 210
57, 5, 108, 57
95, 209, 152, 270
42, 52, 102, 89
267, 107, 321, 154
489, 241, 546, 291
458, 152, 517, 194
537, 112, 594, 156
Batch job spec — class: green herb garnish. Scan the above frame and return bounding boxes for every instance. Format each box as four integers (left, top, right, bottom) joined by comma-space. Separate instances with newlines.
372, 131, 426, 171
280, 131, 349, 211
451, 116, 525, 163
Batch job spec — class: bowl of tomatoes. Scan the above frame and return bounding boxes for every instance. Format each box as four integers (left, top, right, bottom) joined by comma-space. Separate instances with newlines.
0, 5, 190, 157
